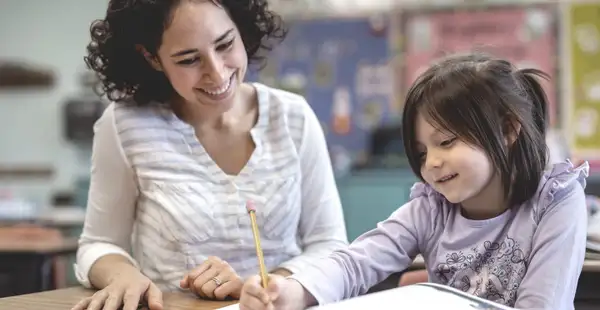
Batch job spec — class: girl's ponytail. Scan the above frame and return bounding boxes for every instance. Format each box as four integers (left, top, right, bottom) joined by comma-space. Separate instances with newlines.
515, 68, 550, 137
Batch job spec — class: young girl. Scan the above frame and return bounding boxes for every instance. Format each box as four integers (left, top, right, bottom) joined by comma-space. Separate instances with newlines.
239, 53, 589, 310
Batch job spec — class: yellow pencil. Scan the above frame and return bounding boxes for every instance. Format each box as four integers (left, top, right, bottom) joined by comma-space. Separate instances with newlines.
246, 200, 269, 288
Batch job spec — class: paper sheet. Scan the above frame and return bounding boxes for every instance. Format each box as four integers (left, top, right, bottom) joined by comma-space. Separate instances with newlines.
308, 283, 513, 310
215, 283, 513, 310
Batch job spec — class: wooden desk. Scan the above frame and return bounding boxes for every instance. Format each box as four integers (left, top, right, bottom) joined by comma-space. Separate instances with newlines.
0, 287, 237, 310
409, 255, 425, 270
3, 255, 597, 310
582, 259, 600, 272
0, 237, 78, 297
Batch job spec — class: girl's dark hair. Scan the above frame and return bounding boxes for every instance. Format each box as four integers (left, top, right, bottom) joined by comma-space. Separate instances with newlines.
402, 53, 550, 207
85, 0, 287, 105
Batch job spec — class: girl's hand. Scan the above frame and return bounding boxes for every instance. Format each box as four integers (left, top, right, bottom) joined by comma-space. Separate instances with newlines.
239, 274, 311, 310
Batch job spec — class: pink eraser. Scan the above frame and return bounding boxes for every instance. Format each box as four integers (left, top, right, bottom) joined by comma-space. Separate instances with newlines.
246, 201, 256, 212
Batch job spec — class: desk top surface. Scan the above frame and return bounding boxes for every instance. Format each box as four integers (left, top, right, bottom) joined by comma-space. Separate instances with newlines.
2, 258, 599, 309
582, 259, 600, 272
0, 287, 236, 310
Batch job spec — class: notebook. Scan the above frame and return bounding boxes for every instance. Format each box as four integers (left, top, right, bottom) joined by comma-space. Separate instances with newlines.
216, 282, 514, 309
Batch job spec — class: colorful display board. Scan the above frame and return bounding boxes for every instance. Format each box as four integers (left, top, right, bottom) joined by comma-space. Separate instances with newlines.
567, 2, 600, 172
397, 4, 560, 126
244, 5, 594, 173
246, 17, 395, 167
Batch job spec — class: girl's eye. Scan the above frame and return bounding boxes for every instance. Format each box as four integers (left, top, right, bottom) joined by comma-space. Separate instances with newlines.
441, 137, 456, 147
418, 152, 427, 162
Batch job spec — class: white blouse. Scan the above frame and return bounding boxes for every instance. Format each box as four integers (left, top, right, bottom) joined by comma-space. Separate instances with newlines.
74, 83, 349, 291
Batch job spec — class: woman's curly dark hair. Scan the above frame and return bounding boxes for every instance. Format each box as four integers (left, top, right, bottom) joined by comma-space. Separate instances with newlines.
85, 0, 287, 105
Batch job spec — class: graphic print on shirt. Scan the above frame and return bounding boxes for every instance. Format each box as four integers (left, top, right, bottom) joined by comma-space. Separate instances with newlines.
434, 236, 528, 306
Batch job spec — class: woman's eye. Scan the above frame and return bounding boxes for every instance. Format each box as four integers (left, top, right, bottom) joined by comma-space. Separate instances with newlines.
216, 40, 234, 52
177, 57, 198, 65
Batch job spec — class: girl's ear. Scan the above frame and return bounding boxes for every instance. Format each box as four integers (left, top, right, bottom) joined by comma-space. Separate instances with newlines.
135, 44, 163, 72
503, 116, 521, 147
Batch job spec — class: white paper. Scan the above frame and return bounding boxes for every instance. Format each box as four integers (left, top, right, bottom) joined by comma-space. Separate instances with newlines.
308, 283, 514, 310
575, 108, 598, 138
355, 64, 391, 97
215, 283, 514, 310
216, 303, 239, 310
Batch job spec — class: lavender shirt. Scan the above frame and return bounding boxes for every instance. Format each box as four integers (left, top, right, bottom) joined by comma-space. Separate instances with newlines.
291, 160, 589, 310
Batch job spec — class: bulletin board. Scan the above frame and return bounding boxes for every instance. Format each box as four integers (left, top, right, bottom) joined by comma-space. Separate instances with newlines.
396, 3, 561, 127
246, 16, 395, 163
566, 2, 600, 173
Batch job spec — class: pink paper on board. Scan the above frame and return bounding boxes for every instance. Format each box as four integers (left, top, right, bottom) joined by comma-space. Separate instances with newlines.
401, 5, 558, 126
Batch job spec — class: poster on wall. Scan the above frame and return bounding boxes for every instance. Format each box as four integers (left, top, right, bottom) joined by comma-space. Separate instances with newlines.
397, 4, 560, 127
246, 17, 395, 171
567, 2, 600, 173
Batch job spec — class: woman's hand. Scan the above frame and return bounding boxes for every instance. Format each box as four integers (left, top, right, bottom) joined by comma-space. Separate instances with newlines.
180, 256, 244, 300
71, 268, 163, 310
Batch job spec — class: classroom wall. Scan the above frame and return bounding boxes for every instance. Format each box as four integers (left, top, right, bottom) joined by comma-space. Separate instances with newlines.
0, 0, 408, 206
1, 0, 598, 208
0, 0, 431, 205
0, 0, 106, 205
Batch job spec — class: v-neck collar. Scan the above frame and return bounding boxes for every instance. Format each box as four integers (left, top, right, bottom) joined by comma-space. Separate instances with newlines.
165, 82, 271, 182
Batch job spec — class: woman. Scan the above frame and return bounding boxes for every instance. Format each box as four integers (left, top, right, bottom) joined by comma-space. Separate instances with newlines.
71, 1, 348, 310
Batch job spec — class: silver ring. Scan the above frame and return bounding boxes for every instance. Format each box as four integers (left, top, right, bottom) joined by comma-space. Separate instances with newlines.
212, 277, 222, 287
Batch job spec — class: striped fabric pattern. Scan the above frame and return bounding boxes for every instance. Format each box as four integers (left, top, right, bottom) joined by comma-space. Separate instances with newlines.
113, 83, 310, 291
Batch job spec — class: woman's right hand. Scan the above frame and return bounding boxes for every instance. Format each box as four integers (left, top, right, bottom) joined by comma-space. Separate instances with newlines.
71, 269, 163, 310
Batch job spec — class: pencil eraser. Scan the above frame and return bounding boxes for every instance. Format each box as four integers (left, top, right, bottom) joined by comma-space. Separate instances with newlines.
246, 201, 256, 212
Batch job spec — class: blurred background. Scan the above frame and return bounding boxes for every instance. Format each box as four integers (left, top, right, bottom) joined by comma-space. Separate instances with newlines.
0, 0, 599, 307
